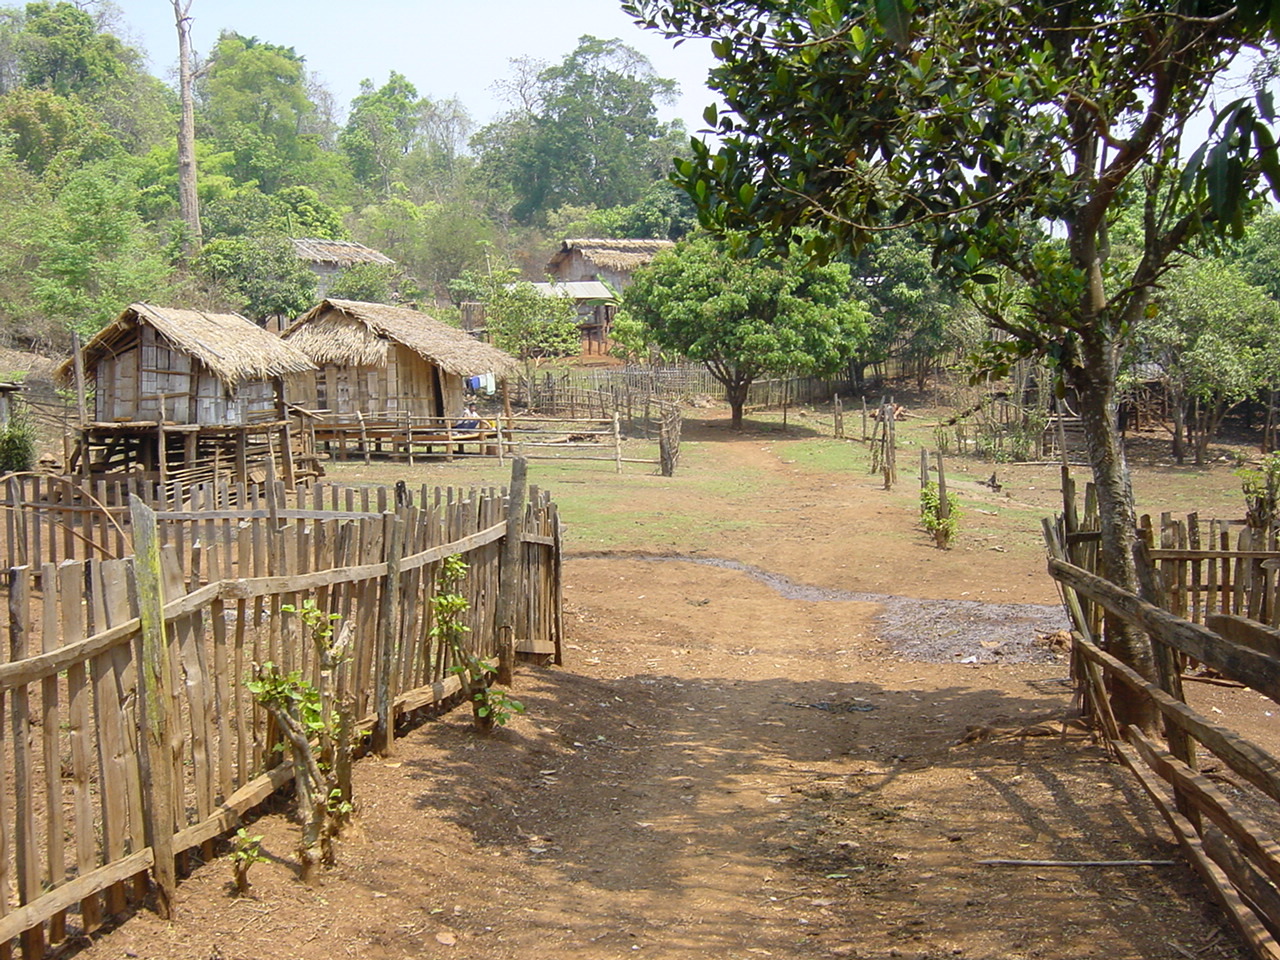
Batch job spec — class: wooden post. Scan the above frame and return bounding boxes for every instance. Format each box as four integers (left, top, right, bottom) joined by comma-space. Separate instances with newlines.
129, 495, 176, 919
920, 448, 929, 490
861, 396, 868, 440
494, 458, 528, 686
72, 332, 88, 428
372, 514, 403, 757
935, 451, 950, 521
613, 412, 623, 474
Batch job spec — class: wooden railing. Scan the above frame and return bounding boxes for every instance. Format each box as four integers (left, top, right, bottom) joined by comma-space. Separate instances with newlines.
0, 478, 561, 958
1044, 473, 1280, 960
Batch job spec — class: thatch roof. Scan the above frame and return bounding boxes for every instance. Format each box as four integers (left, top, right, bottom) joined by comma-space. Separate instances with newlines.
548, 238, 675, 274
283, 300, 518, 376
58, 303, 316, 386
291, 238, 395, 267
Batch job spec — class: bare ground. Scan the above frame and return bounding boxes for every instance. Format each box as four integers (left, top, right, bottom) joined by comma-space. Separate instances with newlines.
66, 410, 1259, 960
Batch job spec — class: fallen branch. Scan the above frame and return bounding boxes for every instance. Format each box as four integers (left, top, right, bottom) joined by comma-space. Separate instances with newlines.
977, 859, 1176, 867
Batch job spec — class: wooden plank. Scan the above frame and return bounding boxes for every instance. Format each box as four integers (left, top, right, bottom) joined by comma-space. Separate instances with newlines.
38, 565, 65, 943
372, 515, 403, 756
516, 638, 556, 655
1074, 636, 1280, 805
84, 564, 128, 917
170, 762, 294, 854
99, 560, 144, 869
1115, 741, 1280, 960
1126, 727, 1280, 893
494, 459, 527, 685
1208, 614, 1280, 661
129, 496, 176, 919
7, 567, 43, 959
0, 848, 154, 948
1050, 558, 1280, 704
0, 583, 219, 692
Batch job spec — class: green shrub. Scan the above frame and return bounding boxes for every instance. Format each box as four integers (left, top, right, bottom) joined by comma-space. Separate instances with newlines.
0, 407, 35, 475
920, 481, 961, 548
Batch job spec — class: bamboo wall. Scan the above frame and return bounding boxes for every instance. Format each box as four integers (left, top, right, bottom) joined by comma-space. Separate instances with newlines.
0, 478, 561, 957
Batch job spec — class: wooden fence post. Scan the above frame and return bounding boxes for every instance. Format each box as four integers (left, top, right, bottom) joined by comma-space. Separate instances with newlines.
372, 514, 404, 757
129, 495, 176, 920
935, 451, 950, 522
495, 458, 528, 686
613, 413, 623, 474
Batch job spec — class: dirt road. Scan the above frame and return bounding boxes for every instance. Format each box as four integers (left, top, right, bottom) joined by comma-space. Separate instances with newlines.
71, 421, 1250, 960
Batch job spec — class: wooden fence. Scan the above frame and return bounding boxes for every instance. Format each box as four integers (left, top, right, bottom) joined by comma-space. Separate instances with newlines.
0, 474, 561, 958
1044, 472, 1280, 960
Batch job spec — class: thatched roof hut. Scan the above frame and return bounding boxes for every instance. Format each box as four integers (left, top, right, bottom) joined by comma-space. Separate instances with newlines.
60, 303, 315, 426
283, 299, 516, 419
291, 238, 395, 298
547, 239, 674, 291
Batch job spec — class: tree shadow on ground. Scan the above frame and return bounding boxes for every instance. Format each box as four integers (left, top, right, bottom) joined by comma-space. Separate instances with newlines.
399, 665, 1227, 959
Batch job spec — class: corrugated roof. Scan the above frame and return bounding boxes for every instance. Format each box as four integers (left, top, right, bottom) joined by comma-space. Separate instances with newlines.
548, 238, 675, 274
524, 281, 616, 300
291, 238, 395, 267
59, 303, 316, 386
282, 299, 518, 376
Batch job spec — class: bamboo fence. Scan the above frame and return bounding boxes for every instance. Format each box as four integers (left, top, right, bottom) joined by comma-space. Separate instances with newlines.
0, 472, 561, 957
1044, 471, 1280, 960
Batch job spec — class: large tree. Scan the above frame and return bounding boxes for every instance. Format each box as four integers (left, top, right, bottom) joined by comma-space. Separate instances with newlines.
619, 235, 869, 428
626, 0, 1279, 715
473, 36, 684, 223
1138, 258, 1278, 464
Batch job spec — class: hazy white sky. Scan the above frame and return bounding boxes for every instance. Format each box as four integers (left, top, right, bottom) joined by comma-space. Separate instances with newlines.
108, 0, 720, 134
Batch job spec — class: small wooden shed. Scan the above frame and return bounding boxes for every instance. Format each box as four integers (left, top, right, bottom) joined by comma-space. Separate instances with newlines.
282, 299, 517, 419
59, 303, 316, 485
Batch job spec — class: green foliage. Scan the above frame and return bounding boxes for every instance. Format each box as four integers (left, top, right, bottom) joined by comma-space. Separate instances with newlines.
244, 662, 327, 744
325, 262, 399, 304
0, 401, 34, 474
200, 32, 319, 192
16, 2, 133, 97
0, 86, 116, 177
477, 267, 580, 360
919, 482, 960, 549
1239, 453, 1280, 540
473, 36, 682, 223
619, 234, 869, 426
432, 555, 526, 733
198, 234, 316, 322
32, 159, 173, 337
229, 827, 266, 896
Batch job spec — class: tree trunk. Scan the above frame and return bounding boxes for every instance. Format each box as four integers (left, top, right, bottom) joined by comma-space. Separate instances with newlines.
1069, 351, 1159, 731
725, 380, 749, 430
1168, 382, 1186, 464
173, 1, 201, 253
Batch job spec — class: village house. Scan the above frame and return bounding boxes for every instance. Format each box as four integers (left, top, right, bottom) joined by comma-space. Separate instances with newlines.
291, 238, 396, 299
59, 303, 316, 486
545, 238, 675, 292
282, 299, 517, 460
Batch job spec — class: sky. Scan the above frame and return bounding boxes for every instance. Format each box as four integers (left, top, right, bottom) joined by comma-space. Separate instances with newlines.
107, 0, 721, 134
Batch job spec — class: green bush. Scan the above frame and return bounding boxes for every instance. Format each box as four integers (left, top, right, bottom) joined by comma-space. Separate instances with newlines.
920, 481, 960, 548
0, 407, 35, 475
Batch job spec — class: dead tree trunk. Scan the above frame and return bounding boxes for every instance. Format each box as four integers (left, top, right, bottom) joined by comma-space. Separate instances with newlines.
172, 1, 201, 253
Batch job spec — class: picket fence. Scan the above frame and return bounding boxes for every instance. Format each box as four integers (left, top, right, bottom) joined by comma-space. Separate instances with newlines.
0, 475, 561, 958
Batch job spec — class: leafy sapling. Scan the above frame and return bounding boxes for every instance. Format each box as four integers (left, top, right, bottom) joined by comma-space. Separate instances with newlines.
229, 827, 267, 896
430, 555, 525, 733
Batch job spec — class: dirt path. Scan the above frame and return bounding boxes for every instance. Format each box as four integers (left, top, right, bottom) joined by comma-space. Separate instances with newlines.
70, 421, 1252, 960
